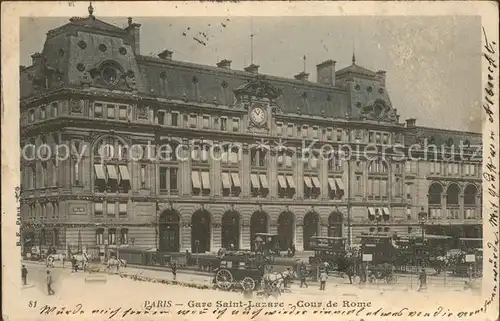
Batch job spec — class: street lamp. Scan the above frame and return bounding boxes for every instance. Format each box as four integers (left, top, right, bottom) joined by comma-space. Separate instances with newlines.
194, 240, 200, 266
418, 207, 427, 241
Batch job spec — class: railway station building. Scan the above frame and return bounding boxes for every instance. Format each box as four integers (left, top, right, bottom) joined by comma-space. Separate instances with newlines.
19, 11, 482, 256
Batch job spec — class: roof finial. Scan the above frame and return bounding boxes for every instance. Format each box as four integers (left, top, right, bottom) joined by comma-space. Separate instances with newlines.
352, 39, 356, 64
250, 18, 254, 65
303, 55, 307, 73
88, 1, 94, 17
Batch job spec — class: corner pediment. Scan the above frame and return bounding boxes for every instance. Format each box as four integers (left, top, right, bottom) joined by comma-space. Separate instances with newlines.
233, 76, 282, 99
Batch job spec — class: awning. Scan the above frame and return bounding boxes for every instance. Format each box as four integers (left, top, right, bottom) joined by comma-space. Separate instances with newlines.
191, 171, 201, 189
304, 176, 313, 188
278, 175, 287, 188
118, 165, 130, 181
368, 207, 375, 215
335, 178, 344, 191
231, 173, 241, 188
311, 177, 321, 189
383, 207, 390, 216
107, 165, 118, 180
250, 174, 260, 189
259, 174, 269, 189
201, 172, 210, 189
328, 178, 336, 190
286, 175, 296, 189
94, 164, 106, 180
222, 173, 231, 189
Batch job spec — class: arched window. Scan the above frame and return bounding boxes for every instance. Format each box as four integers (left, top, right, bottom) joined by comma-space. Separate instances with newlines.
464, 185, 477, 206
446, 184, 460, 205
428, 183, 443, 205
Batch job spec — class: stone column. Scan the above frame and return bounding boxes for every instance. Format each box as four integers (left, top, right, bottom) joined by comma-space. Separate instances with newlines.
212, 225, 221, 252
181, 138, 191, 195
269, 150, 277, 198
241, 143, 250, 197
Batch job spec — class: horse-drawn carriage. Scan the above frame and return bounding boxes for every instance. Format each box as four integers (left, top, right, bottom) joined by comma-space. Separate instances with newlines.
359, 234, 398, 284
254, 233, 281, 257
452, 238, 483, 277
213, 252, 268, 291
308, 236, 347, 266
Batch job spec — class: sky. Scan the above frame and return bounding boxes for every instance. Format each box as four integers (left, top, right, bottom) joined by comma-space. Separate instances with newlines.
20, 15, 482, 132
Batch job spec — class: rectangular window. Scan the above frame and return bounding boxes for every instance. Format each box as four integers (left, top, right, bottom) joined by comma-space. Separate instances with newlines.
40, 106, 46, 119
51, 102, 58, 117
170, 168, 178, 193
326, 128, 333, 140
301, 125, 309, 138
107, 202, 115, 216
73, 160, 80, 186
380, 179, 387, 197
375, 132, 381, 144
140, 164, 147, 188
108, 229, 116, 245
251, 150, 257, 166
287, 124, 294, 136
312, 126, 319, 138
276, 122, 283, 136
171, 112, 179, 126
202, 115, 210, 129
96, 229, 104, 245
157, 111, 165, 125
190, 114, 197, 128
119, 202, 127, 216
183, 114, 189, 127
159, 167, 168, 193
220, 117, 227, 131
356, 176, 361, 195
94, 103, 103, 118
406, 184, 412, 200
382, 133, 389, 145
259, 150, 267, 167
95, 202, 103, 216
232, 118, 240, 132
107, 105, 115, 119
336, 129, 343, 142
120, 229, 129, 244
119, 106, 128, 120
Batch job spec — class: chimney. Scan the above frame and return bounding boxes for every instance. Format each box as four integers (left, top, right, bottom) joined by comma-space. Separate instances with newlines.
316, 59, 336, 85
244, 64, 259, 74
216, 59, 232, 70
406, 118, 416, 128
125, 17, 141, 55
158, 50, 173, 60
31, 53, 42, 65
294, 71, 309, 81
376, 70, 386, 87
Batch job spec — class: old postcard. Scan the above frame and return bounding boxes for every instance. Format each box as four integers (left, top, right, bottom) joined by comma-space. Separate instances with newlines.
1, 1, 499, 320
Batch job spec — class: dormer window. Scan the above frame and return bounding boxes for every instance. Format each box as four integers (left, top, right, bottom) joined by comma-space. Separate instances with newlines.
102, 66, 118, 85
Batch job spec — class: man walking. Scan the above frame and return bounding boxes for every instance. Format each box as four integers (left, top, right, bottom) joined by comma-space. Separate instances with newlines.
21, 265, 28, 285
172, 262, 178, 281
46, 270, 55, 295
299, 263, 308, 288
319, 270, 328, 291
418, 268, 427, 291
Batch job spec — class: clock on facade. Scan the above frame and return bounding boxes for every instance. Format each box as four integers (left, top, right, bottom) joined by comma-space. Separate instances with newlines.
249, 104, 267, 126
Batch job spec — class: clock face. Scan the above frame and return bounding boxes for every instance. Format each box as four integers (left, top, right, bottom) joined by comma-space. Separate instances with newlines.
250, 105, 267, 126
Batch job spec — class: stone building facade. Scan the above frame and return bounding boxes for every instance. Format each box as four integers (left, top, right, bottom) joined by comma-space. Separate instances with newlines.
19, 12, 482, 256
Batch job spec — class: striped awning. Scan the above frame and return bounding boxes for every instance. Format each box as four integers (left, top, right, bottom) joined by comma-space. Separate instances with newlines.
335, 178, 344, 191
278, 175, 287, 188
94, 164, 106, 180
311, 177, 321, 189
191, 171, 201, 189
107, 165, 118, 180
118, 165, 130, 181
304, 176, 313, 188
286, 175, 296, 189
250, 174, 260, 189
231, 173, 241, 188
368, 207, 375, 215
221, 173, 231, 189
201, 172, 210, 189
259, 174, 269, 189
383, 207, 390, 216
328, 178, 336, 190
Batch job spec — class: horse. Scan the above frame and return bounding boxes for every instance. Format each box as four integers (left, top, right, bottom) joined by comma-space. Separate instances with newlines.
106, 258, 127, 271
262, 269, 295, 295
46, 254, 66, 268
71, 253, 90, 271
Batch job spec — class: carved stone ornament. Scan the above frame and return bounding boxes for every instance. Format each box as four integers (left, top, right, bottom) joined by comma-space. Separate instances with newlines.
70, 100, 83, 113
355, 129, 363, 140
233, 76, 282, 100
137, 105, 149, 120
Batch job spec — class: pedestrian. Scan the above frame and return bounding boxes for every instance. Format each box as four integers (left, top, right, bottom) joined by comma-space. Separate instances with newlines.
418, 268, 427, 291
72, 257, 78, 272
299, 264, 308, 288
172, 262, 178, 281
46, 270, 55, 295
21, 265, 28, 285
319, 270, 328, 291
291, 244, 296, 257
